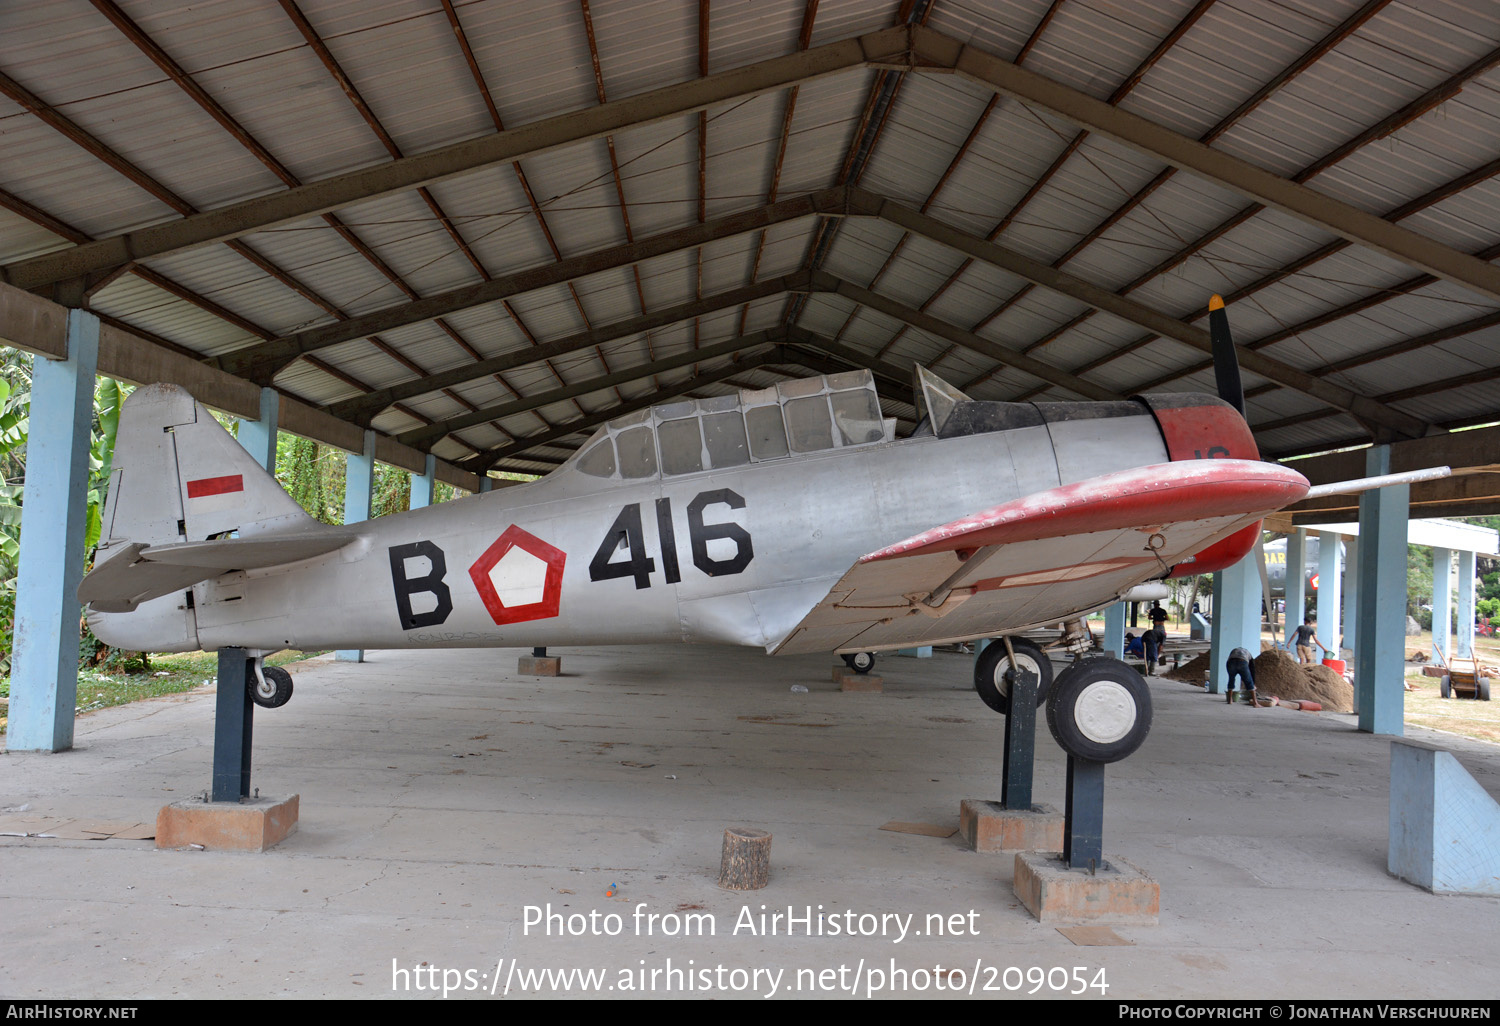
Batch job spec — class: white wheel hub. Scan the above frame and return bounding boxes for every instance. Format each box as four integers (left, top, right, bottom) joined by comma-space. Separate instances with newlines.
997, 656, 1039, 695
1073, 680, 1136, 744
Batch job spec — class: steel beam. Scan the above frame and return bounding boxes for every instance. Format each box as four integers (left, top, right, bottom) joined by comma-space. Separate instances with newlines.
812, 272, 1120, 401
397, 330, 783, 448
0, 29, 906, 292
468, 352, 776, 469
847, 192, 1427, 437
218, 191, 851, 383
782, 327, 917, 401
328, 275, 810, 424
915, 26, 1500, 305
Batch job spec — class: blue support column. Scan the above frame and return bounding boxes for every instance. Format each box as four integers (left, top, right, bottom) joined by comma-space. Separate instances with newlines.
1103, 602, 1126, 658
1354, 446, 1409, 736
479, 475, 493, 494
236, 387, 279, 471
1318, 531, 1344, 656
1208, 553, 1261, 695
1343, 536, 1359, 662
1284, 530, 1307, 650
1456, 550, 1476, 661
410, 453, 437, 509
336, 430, 376, 663
1432, 548, 1452, 665
8, 310, 101, 752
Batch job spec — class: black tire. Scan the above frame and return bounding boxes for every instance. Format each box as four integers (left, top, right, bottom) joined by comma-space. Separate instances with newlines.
1045, 658, 1152, 763
1440, 675, 1451, 699
973, 637, 1053, 715
250, 665, 294, 709
1479, 678, 1491, 702
849, 651, 875, 675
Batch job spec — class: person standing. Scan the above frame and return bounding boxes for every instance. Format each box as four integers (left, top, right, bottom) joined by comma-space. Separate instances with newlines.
1292, 617, 1325, 665
1149, 601, 1168, 631
1142, 626, 1160, 675
1226, 646, 1258, 707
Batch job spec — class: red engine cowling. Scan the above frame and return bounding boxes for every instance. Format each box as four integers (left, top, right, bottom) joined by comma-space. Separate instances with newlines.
1135, 393, 1263, 576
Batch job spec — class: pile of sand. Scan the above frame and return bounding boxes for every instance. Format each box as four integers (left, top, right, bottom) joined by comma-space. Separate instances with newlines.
1165, 652, 1210, 684
1250, 648, 1353, 712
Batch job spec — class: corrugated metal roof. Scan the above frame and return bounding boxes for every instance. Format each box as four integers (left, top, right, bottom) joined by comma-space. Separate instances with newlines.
0, 0, 1496, 482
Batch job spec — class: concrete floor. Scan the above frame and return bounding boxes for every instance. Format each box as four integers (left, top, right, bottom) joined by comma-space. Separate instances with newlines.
2, 645, 1498, 1001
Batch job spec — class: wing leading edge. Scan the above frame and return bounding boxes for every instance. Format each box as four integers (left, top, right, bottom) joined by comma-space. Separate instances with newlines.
772, 459, 1308, 655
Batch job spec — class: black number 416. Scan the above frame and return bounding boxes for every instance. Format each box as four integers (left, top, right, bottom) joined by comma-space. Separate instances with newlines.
588, 489, 753, 590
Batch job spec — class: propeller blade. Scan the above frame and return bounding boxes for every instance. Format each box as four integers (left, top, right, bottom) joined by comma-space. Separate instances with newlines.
1208, 294, 1245, 415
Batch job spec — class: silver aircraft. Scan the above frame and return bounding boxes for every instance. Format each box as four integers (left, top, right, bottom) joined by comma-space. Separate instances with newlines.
81, 297, 1329, 762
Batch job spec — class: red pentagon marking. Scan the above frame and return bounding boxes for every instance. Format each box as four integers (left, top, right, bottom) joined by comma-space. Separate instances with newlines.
468, 525, 566, 626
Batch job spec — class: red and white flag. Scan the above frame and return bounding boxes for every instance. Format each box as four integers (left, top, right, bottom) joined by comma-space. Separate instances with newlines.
185, 474, 244, 515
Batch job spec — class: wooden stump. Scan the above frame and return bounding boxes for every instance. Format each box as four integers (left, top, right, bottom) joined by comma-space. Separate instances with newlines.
717, 827, 772, 890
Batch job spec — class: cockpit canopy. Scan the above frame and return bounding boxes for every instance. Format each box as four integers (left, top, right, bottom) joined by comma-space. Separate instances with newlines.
569, 370, 891, 480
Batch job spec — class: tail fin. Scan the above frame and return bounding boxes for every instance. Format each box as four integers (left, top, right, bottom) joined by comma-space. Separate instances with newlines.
99, 383, 311, 551
83, 385, 350, 626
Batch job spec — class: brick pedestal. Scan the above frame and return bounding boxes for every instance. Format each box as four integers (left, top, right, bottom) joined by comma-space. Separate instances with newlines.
1013, 851, 1158, 925
518, 656, 562, 675
959, 799, 1064, 853
832, 668, 883, 692
156, 795, 299, 852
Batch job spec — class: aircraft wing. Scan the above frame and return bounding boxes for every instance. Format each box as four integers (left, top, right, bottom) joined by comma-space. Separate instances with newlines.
772, 459, 1308, 655
79, 531, 359, 613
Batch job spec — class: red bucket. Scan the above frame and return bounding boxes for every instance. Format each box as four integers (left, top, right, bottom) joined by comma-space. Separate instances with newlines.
1322, 658, 1346, 674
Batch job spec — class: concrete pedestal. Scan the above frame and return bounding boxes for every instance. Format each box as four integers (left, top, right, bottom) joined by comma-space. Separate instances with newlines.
832, 668, 882, 692
959, 799, 1063, 853
156, 795, 299, 852
1013, 851, 1158, 924
518, 656, 562, 676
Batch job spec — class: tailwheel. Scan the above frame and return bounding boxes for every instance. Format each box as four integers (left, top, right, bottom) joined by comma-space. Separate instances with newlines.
973, 637, 1053, 715
249, 665, 294, 709
842, 651, 876, 675
1045, 658, 1152, 763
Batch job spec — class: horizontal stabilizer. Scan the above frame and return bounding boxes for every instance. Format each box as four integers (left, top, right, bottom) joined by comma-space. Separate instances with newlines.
774, 459, 1308, 655
79, 530, 357, 613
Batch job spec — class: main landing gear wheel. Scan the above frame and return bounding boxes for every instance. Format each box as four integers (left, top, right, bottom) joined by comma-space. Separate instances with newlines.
1045, 658, 1152, 763
842, 652, 876, 674
249, 665, 294, 709
973, 637, 1053, 715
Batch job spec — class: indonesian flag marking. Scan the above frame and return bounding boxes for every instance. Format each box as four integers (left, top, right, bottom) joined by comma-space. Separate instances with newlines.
186, 474, 244, 514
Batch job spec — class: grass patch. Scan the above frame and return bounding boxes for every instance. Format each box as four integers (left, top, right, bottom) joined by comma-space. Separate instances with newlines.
1, 650, 324, 731
1405, 675, 1500, 745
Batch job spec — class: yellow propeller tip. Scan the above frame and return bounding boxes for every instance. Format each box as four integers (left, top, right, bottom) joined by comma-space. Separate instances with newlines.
1209, 294, 1225, 311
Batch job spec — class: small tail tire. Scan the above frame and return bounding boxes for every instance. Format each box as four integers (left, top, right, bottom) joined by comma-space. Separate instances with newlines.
1045, 658, 1152, 763
250, 665, 294, 709
1440, 675, 1451, 699
974, 637, 1053, 715
842, 652, 876, 674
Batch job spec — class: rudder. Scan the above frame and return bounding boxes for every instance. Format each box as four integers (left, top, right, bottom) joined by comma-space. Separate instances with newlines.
100, 383, 311, 552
